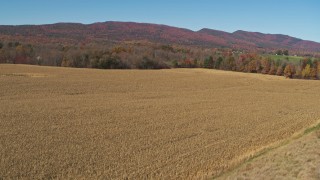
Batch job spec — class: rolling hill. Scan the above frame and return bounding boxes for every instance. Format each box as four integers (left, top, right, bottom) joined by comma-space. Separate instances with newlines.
0, 21, 320, 53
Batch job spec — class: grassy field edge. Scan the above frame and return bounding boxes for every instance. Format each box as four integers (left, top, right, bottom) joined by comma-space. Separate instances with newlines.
214, 119, 320, 179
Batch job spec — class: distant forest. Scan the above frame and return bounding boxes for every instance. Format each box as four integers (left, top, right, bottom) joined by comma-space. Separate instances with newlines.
0, 41, 320, 79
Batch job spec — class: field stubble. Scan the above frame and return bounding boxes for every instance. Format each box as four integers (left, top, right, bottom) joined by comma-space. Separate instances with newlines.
1, 64, 320, 179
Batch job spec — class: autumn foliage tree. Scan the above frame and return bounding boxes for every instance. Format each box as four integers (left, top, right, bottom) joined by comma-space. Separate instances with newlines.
310, 67, 317, 79
261, 58, 271, 74
247, 60, 258, 73
284, 64, 295, 78
276, 65, 284, 76
301, 64, 311, 79
268, 62, 276, 75
317, 60, 320, 79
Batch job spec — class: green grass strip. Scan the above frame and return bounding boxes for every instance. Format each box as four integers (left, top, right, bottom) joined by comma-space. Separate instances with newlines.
304, 123, 320, 135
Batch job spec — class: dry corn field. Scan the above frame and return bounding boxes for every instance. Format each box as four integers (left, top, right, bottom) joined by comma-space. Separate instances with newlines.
1, 64, 320, 179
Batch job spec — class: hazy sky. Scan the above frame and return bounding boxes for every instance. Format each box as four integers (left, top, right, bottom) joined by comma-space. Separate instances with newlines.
1, 0, 319, 42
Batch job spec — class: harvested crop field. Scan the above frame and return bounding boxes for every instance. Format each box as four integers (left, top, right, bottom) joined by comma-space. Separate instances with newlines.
1, 64, 320, 179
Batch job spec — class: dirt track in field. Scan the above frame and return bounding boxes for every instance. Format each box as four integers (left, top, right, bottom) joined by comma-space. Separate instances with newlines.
1, 64, 320, 179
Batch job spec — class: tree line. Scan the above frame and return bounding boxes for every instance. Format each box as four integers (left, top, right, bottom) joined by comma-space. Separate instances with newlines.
0, 41, 319, 79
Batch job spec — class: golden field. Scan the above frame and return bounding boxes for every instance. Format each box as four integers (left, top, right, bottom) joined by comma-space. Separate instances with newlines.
1, 64, 320, 179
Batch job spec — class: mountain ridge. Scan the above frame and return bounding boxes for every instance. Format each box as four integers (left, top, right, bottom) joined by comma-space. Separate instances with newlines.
0, 21, 319, 53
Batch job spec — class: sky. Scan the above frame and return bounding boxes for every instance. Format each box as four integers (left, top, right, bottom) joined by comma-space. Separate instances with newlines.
0, 0, 319, 42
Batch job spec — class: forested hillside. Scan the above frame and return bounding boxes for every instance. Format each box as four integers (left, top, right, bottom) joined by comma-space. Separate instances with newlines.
0, 21, 320, 79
